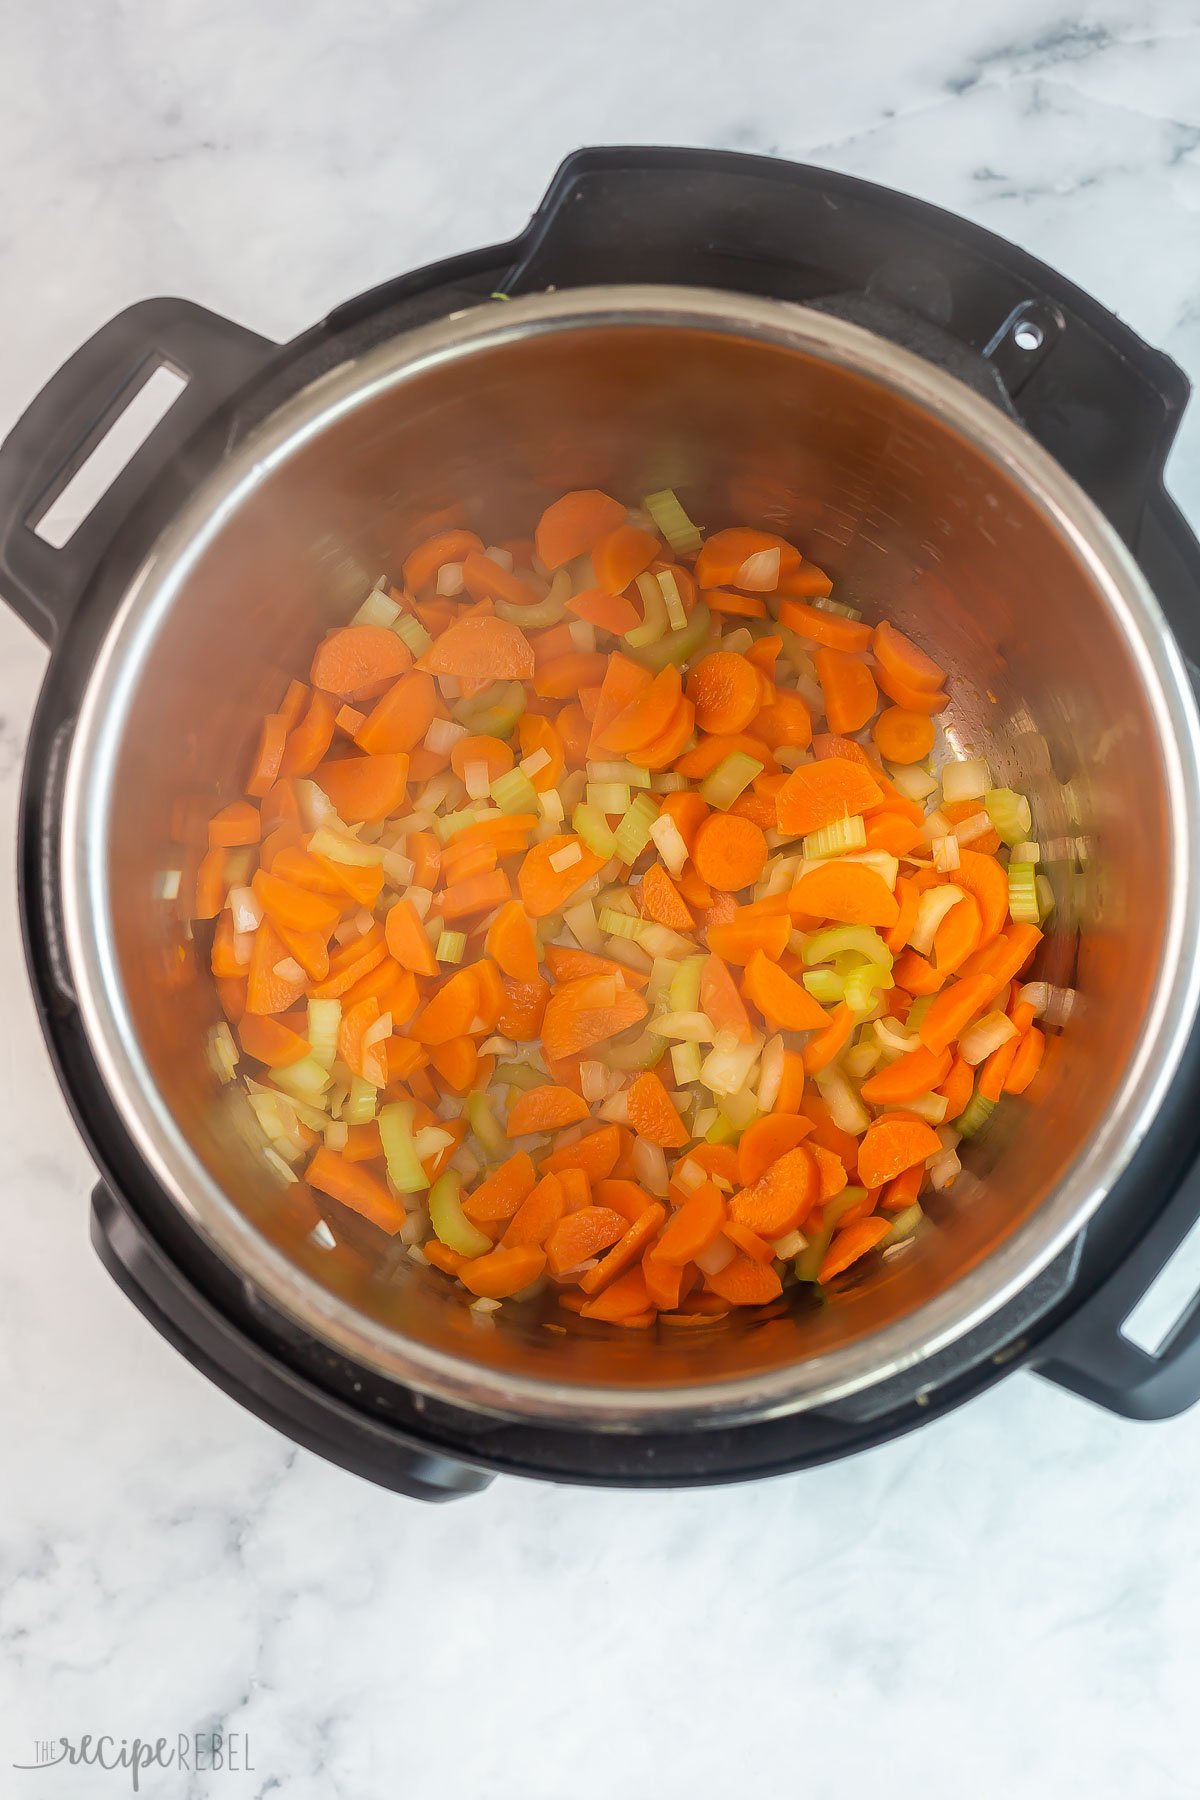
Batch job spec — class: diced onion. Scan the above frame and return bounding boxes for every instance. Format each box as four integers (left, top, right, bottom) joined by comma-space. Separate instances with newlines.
272, 957, 305, 982
671, 1041, 703, 1085
538, 788, 565, 825
695, 1234, 736, 1276
959, 1011, 1018, 1066
910, 883, 965, 957
815, 1065, 870, 1135
875, 1015, 921, 1056
647, 1011, 714, 1042
424, 716, 468, 754
676, 1158, 706, 1192
632, 1137, 670, 1196
940, 757, 991, 804
563, 899, 603, 952
484, 545, 514, 571
1012, 840, 1041, 863
228, 886, 262, 935
405, 885, 433, 920
568, 619, 597, 653
209, 1022, 239, 1083
887, 762, 938, 802
648, 813, 689, 877
928, 1148, 962, 1190
757, 1035, 785, 1112
735, 547, 781, 590
771, 1228, 808, 1260
598, 1090, 632, 1124
658, 568, 687, 631
382, 849, 416, 888
232, 930, 254, 967
549, 842, 584, 874
932, 834, 961, 873
463, 759, 491, 801
436, 561, 466, 596
580, 1061, 609, 1104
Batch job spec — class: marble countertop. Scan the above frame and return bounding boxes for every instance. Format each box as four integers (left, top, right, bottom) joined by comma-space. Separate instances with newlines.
4, 2, 1200, 1794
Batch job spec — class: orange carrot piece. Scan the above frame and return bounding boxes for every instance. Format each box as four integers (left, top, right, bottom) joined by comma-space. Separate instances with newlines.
311, 625, 411, 700
790, 861, 899, 928
515, 713, 565, 793
872, 706, 936, 765
460, 550, 545, 609
441, 868, 513, 920
802, 1001, 856, 1075
729, 1144, 820, 1238
385, 898, 439, 977
208, 801, 261, 848
864, 811, 924, 858
655, 1181, 727, 1264
774, 757, 884, 837
632, 695, 698, 772
592, 523, 661, 593
742, 950, 832, 1032
576, 1202, 667, 1294
588, 650, 653, 749
545, 1206, 628, 1275
305, 1147, 406, 1234
275, 679, 310, 733
750, 690, 813, 751
419, 614, 534, 681
874, 663, 950, 714
674, 732, 776, 779
933, 894, 983, 975
918, 973, 995, 1053
428, 1035, 479, 1094
642, 1249, 683, 1311
813, 646, 879, 736
251, 869, 340, 936
694, 526, 800, 589
639, 864, 695, 931
280, 690, 337, 777
778, 598, 873, 652
462, 1151, 537, 1223
353, 671, 438, 757
412, 967, 481, 1045
246, 714, 288, 798
701, 587, 768, 619
627, 1071, 689, 1149
501, 1172, 568, 1248
736, 1113, 816, 1187
517, 835, 606, 918
692, 813, 768, 893
534, 489, 626, 570
594, 1179, 658, 1223
459, 1244, 546, 1298
686, 651, 764, 735
699, 953, 754, 1044
656, 789, 710, 852
542, 945, 648, 990
953, 850, 1011, 944
818, 1216, 892, 1283
578, 1268, 654, 1321
402, 528, 484, 595
773, 1047, 807, 1114
237, 1013, 311, 1068
507, 1084, 590, 1137
704, 1252, 783, 1306
873, 620, 946, 692
566, 587, 641, 634
423, 1241, 469, 1277
313, 752, 409, 823
484, 899, 539, 982
723, 1219, 777, 1263
1005, 1025, 1046, 1095
706, 912, 790, 966
540, 984, 649, 1062
857, 1119, 943, 1189
860, 1043, 953, 1105
594, 663, 682, 754
541, 1125, 622, 1182
449, 733, 514, 786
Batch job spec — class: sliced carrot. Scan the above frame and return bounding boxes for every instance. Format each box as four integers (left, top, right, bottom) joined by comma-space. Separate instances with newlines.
423, 1241, 468, 1277
578, 1268, 654, 1320
419, 614, 534, 681
208, 801, 261, 848
313, 752, 409, 824
595, 664, 683, 755
517, 835, 606, 919
706, 912, 790, 965
695, 526, 800, 589
632, 696, 698, 772
566, 587, 641, 634
280, 689, 337, 777
441, 868, 513, 920
857, 1118, 943, 1189
449, 734, 514, 788
674, 732, 777, 780
462, 1151, 537, 1223
656, 790, 710, 852
545, 1206, 627, 1275
483, 899, 539, 982
541, 1126, 622, 1182
778, 598, 873, 652
543, 946, 648, 990
639, 863, 695, 931
802, 1001, 856, 1075
723, 1219, 776, 1263
655, 1181, 726, 1264
592, 523, 661, 593
593, 1179, 657, 1223
275, 679, 311, 733
872, 706, 935, 765
251, 869, 340, 936
534, 651, 611, 700
246, 714, 287, 798
704, 588, 768, 618
1005, 1025, 1046, 1095
507, 1084, 590, 1136
953, 850, 1010, 944
813, 646, 879, 735
534, 489, 626, 570
772, 1047, 806, 1114
774, 757, 884, 837
385, 898, 439, 976
459, 1244, 546, 1299
730, 1144, 820, 1237
643, 1249, 683, 1310
819, 1216, 892, 1283
412, 967, 481, 1045
692, 813, 768, 893
627, 1071, 689, 1149
700, 953, 754, 1044
860, 1043, 952, 1105
776, 561, 833, 599
238, 1013, 311, 1068
460, 550, 544, 609
790, 861, 899, 928
311, 626, 411, 700
933, 894, 983, 975
704, 1252, 783, 1306
577, 1203, 667, 1294
501, 1172, 567, 1248
874, 663, 950, 714
750, 690, 812, 750
588, 650, 653, 750
402, 528, 484, 595
873, 620, 946, 692
427, 1035, 478, 1094
515, 713, 565, 793
742, 951, 832, 1032
917, 973, 994, 1053
494, 974, 548, 1043
736, 1113, 816, 1187
558, 702, 592, 765
686, 651, 763, 735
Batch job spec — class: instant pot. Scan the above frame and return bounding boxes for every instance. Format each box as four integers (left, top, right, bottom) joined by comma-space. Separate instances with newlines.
6, 147, 1200, 1501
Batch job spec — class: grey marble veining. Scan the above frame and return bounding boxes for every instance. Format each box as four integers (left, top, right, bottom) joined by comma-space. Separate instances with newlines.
3, 2, 1200, 1794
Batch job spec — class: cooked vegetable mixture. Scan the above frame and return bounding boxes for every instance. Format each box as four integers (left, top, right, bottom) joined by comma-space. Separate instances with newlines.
198, 487, 1055, 1331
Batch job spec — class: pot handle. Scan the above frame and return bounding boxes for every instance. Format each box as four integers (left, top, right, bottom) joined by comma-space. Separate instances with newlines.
91, 1183, 493, 1501
0, 298, 274, 646
1033, 1155, 1200, 1419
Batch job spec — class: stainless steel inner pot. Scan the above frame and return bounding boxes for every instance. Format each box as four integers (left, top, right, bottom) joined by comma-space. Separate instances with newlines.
60, 287, 1200, 1427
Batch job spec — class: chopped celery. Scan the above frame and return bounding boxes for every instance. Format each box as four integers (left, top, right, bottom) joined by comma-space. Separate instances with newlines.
572, 802, 618, 859
270, 1054, 331, 1100
803, 968, 845, 1005
625, 572, 669, 648
354, 584, 402, 628
455, 679, 526, 740
803, 815, 867, 859
587, 781, 632, 815
491, 767, 540, 816
907, 994, 935, 1032
794, 1187, 868, 1281
605, 1026, 668, 1070
437, 930, 467, 964
587, 761, 653, 787
701, 751, 763, 811
599, 906, 647, 941
466, 1090, 508, 1160
985, 786, 1033, 846
495, 1059, 547, 1091
642, 487, 703, 555
613, 793, 659, 863
811, 596, 862, 620
956, 1091, 996, 1138
344, 1076, 378, 1125
1007, 861, 1040, 925
802, 926, 893, 970
494, 587, 566, 628
705, 1111, 741, 1146
308, 824, 385, 866
669, 954, 706, 1013
428, 1171, 491, 1258
845, 964, 893, 1016
1035, 873, 1056, 922
627, 601, 711, 672
671, 1040, 704, 1085
379, 1100, 430, 1192
658, 568, 687, 631
647, 1010, 713, 1041
881, 1203, 924, 1247
393, 612, 433, 656
434, 806, 480, 844
307, 998, 341, 1071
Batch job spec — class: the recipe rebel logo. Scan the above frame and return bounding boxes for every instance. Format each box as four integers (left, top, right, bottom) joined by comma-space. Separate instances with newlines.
12, 1732, 254, 1791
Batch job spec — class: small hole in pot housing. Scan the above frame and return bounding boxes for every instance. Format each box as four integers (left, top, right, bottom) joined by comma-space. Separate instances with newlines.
1013, 320, 1045, 352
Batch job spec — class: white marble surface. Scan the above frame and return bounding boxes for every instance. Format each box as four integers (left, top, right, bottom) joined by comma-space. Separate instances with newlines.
3, 2, 1200, 1794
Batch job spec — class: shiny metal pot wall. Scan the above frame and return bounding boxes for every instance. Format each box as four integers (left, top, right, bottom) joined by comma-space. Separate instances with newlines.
60, 288, 1200, 1426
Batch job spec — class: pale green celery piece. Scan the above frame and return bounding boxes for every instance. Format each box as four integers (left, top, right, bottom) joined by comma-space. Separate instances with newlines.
794, 1187, 868, 1281
700, 751, 763, 811
881, 1203, 924, 1247
906, 994, 935, 1031
436, 930, 467, 964
491, 768, 540, 816
985, 786, 1033, 847
587, 782, 632, 815
669, 954, 706, 1013
379, 1101, 430, 1192
598, 906, 647, 942
466, 1090, 508, 1160
671, 1041, 704, 1085
1008, 861, 1040, 925
803, 968, 845, 1005
956, 1091, 997, 1137
428, 1171, 491, 1258
612, 793, 659, 863
705, 1111, 741, 1146
803, 815, 867, 859
344, 1076, 378, 1125
495, 592, 565, 628
802, 925, 893, 970
658, 568, 688, 631
434, 806, 480, 844
393, 613, 433, 656
625, 572, 669, 648
573, 803, 618, 859
642, 488, 703, 555
810, 596, 862, 620
605, 1027, 667, 1070
270, 1055, 331, 1101
307, 997, 342, 1071
455, 679, 526, 739
627, 601, 712, 671
495, 1060, 547, 1091
844, 962, 894, 1014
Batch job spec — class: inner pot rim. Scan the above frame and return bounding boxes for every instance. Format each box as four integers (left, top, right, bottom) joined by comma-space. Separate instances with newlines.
58, 285, 1200, 1427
